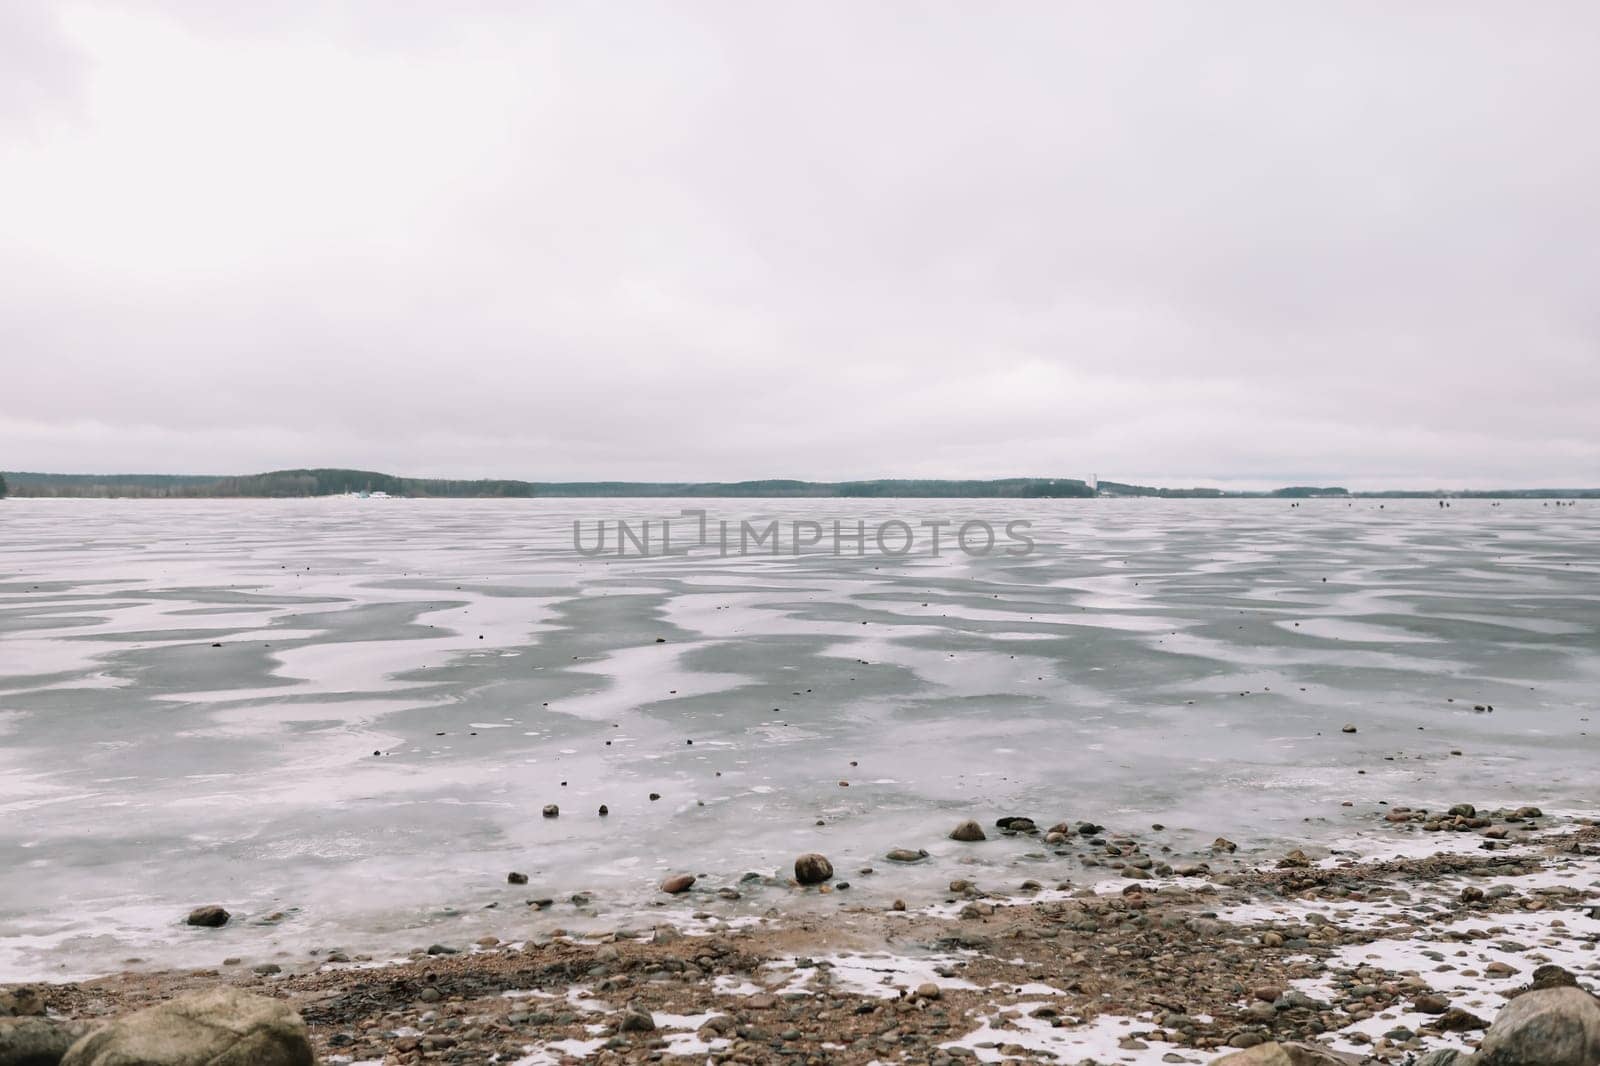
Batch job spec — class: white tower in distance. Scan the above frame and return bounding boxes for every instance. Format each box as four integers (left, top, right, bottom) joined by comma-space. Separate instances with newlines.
1088, 473, 1099, 494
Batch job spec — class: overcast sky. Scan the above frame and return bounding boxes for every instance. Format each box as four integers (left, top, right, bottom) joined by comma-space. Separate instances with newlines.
2, 2, 1597, 489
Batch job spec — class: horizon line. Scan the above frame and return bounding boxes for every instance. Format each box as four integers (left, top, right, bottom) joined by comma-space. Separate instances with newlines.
3, 467, 1597, 499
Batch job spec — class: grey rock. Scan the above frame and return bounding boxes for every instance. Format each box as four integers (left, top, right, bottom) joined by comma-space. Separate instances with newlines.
0, 1017, 94, 1066
794, 854, 833, 885
885, 849, 928, 863
61, 987, 312, 1066
1528, 964, 1581, 991
618, 1007, 655, 1033
1436, 1007, 1489, 1032
949, 820, 986, 842
183, 906, 229, 928
1208, 1041, 1358, 1065
1415, 1051, 1469, 1066
1478, 986, 1600, 1066
0, 989, 44, 1018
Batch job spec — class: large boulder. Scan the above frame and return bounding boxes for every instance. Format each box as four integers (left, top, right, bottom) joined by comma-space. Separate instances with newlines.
1209, 1042, 1358, 1065
1478, 986, 1600, 1066
0, 1017, 94, 1066
61, 988, 311, 1066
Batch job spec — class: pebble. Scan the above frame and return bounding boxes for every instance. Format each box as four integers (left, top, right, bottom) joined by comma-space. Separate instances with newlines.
996, 816, 1037, 833
794, 853, 834, 885
660, 874, 696, 894
619, 1006, 655, 1032
949, 819, 987, 842
185, 906, 230, 928
542, 804, 559, 818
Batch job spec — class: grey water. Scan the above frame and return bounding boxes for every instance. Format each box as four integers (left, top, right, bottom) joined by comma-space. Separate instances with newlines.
1, 497, 1596, 980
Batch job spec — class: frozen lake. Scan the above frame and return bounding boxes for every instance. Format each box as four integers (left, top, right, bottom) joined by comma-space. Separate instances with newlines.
1, 496, 1596, 980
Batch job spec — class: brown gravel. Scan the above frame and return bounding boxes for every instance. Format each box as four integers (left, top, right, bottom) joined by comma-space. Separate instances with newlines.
7, 816, 1597, 1064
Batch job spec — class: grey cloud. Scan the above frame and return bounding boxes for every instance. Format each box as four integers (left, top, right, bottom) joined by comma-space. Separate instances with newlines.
0, 1, 86, 128
1, 1, 1597, 486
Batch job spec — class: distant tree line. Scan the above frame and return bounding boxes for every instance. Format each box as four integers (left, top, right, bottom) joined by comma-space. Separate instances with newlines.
2, 468, 1594, 500
1271, 486, 1351, 498
0, 469, 1102, 499
1, 472, 224, 498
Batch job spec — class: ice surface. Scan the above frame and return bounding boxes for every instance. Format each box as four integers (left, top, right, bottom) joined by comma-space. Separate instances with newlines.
2, 497, 1596, 978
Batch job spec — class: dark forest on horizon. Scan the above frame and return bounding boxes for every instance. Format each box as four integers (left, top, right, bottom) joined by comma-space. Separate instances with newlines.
2, 468, 1595, 500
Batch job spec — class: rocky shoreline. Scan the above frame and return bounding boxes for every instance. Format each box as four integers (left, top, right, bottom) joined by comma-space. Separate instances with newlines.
4, 806, 1598, 1065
